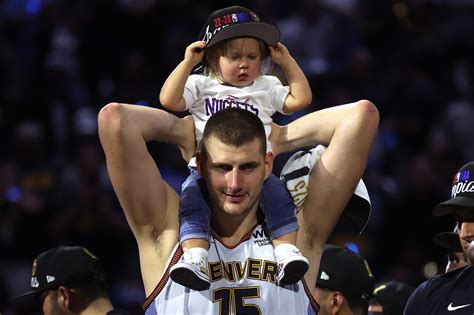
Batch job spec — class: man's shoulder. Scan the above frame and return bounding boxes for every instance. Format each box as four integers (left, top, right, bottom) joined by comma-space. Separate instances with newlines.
416, 265, 473, 293
405, 265, 474, 314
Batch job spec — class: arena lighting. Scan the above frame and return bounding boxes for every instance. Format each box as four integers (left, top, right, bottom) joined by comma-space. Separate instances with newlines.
344, 242, 360, 254
422, 261, 439, 279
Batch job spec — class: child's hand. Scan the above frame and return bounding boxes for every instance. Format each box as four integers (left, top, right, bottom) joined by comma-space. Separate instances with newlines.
184, 41, 207, 67
269, 42, 291, 66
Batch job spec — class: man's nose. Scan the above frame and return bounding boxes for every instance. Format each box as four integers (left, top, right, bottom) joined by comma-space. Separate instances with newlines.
228, 169, 242, 189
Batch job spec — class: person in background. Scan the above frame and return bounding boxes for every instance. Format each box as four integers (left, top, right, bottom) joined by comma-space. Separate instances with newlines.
368, 280, 414, 315
404, 161, 474, 315
313, 244, 375, 315
8, 245, 129, 315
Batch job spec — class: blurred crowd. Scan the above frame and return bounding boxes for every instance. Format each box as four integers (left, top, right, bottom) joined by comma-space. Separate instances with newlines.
1, 0, 473, 313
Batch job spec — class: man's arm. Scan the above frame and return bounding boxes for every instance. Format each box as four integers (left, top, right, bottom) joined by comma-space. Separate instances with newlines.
98, 103, 194, 295
290, 100, 379, 294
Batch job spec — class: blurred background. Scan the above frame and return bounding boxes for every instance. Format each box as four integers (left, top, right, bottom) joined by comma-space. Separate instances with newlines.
1, 0, 473, 313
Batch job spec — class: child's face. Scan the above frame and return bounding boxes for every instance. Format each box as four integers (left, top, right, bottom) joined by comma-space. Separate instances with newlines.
217, 38, 262, 87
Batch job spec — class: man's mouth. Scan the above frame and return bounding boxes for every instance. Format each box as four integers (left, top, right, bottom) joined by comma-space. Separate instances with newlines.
224, 192, 245, 202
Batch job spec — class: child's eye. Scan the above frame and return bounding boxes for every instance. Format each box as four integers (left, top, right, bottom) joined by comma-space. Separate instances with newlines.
248, 55, 258, 60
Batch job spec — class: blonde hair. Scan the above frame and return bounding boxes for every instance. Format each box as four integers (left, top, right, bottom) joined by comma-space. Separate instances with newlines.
202, 37, 272, 81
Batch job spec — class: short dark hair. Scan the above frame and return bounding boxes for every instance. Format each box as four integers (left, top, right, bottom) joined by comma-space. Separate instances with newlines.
200, 108, 266, 158
48, 282, 109, 313
318, 287, 369, 315
346, 297, 369, 315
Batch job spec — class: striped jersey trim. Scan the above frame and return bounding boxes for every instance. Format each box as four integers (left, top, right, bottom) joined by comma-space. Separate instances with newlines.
142, 245, 183, 310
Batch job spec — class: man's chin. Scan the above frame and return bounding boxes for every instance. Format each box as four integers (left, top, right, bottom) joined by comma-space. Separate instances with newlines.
223, 205, 246, 215
221, 200, 253, 215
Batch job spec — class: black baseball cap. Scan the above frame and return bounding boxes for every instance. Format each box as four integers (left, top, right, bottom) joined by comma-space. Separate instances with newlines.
316, 245, 375, 300
9, 246, 106, 307
372, 281, 414, 315
198, 6, 280, 49
433, 225, 463, 252
433, 161, 474, 216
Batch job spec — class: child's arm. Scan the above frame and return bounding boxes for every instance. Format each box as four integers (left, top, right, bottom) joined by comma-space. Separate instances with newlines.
159, 41, 206, 111
269, 43, 312, 113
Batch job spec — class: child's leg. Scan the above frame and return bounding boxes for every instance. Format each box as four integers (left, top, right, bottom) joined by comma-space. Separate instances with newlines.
260, 173, 299, 239
179, 168, 210, 249
171, 168, 211, 291
260, 173, 309, 285
272, 230, 297, 247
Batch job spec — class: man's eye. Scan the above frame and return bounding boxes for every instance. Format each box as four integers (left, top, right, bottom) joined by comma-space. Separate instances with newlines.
241, 165, 255, 171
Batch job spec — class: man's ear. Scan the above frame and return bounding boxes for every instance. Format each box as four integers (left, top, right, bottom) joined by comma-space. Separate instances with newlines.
196, 151, 204, 176
264, 151, 274, 179
332, 291, 345, 312
57, 286, 72, 310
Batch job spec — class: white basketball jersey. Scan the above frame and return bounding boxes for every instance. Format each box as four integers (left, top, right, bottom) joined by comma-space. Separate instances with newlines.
143, 224, 319, 315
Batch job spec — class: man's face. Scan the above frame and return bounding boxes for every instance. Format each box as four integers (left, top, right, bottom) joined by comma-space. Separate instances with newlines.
198, 136, 271, 218
454, 208, 474, 264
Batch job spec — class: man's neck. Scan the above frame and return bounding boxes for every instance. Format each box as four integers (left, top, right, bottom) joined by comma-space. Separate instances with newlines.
81, 297, 114, 314
211, 209, 258, 246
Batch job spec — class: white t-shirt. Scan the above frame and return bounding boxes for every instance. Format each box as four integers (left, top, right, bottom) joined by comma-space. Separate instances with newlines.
143, 224, 319, 315
183, 74, 290, 151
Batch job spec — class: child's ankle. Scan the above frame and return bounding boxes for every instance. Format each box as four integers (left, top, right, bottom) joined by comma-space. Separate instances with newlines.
274, 243, 300, 255
183, 247, 209, 262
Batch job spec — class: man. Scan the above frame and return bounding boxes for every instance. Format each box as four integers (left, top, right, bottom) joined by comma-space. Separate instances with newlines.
8, 245, 129, 315
313, 244, 375, 315
368, 281, 414, 315
98, 102, 378, 313
404, 161, 474, 315
433, 225, 469, 273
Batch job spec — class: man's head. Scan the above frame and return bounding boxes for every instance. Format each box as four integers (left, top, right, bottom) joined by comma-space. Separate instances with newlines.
368, 281, 414, 315
433, 161, 474, 264
315, 245, 375, 315
199, 107, 267, 158
9, 246, 108, 314
197, 108, 272, 220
